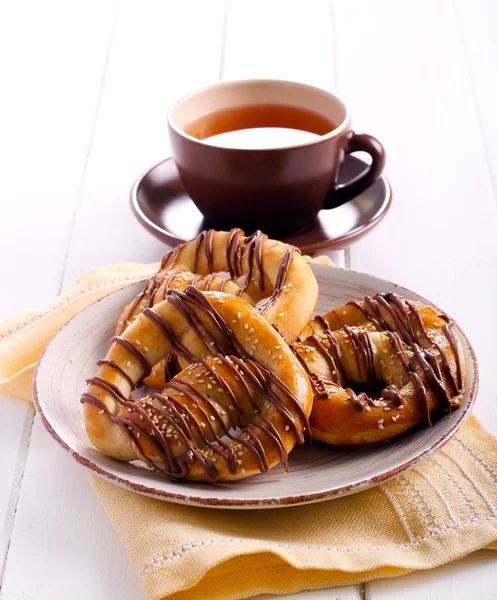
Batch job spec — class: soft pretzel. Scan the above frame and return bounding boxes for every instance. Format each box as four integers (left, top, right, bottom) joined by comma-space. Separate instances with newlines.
81, 286, 313, 482
116, 229, 318, 388
117, 271, 255, 388
292, 293, 464, 445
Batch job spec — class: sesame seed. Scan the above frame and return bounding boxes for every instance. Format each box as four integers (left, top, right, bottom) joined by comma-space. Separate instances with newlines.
127, 408, 132, 413
229, 405, 235, 410
285, 425, 290, 431
231, 319, 237, 324
199, 379, 205, 383
378, 424, 384, 429
278, 354, 283, 360
275, 345, 281, 350
384, 407, 391, 412
399, 404, 405, 409
126, 361, 131, 367
69, 357, 75, 363
136, 340, 141, 345
218, 388, 224, 392
210, 415, 215, 421
139, 414, 144, 420
244, 323, 249, 330
268, 350, 272, 356
201, 422, 206, 428
218, 299, 224, 304
237, 312, 242, 318
207, 384, 212, 389
279, 313, 284, 317
241, 467, 246, 474
195, 373, 201, 378
98, 409, 104, 414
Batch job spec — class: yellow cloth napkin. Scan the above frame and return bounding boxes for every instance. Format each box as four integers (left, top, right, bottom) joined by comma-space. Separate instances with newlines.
1, 263, 497, 600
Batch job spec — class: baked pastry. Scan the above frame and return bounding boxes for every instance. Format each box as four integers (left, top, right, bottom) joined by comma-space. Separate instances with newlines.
116, 229, 319, 388
292, 293, 464, 444
82, 287, 313, 482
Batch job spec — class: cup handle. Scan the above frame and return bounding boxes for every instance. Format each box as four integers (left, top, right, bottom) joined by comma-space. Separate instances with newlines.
323, 132, 386, 209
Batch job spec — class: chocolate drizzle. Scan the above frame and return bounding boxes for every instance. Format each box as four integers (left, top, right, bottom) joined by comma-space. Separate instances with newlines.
120, 229, 299, 345
82, 285, 310, 482
300, 293, 463, 422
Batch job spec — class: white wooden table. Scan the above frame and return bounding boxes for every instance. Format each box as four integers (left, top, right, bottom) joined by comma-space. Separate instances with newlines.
1, 1, 497, 598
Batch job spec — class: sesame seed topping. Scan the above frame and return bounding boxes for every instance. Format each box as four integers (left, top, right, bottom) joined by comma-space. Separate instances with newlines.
207, 384, 212, 389
231, 319, 237, 324
244, 323, 249, 330
285, 425, 290, 431
69, 357, 75, 363
237, 312, 242, 318
278, 312, 285, 317
210, 415, 215, 421
278, 354, 283, 360
98, 409, 104, 414
126, 361, 131, 367
275, 345, 281, 350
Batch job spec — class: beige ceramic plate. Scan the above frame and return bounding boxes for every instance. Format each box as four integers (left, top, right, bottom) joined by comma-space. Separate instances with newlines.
34, 266, 478, 509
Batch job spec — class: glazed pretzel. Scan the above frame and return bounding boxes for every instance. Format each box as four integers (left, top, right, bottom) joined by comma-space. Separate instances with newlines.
292, 293, 464, 445
82, 286, 313, 482
116, 229, 318, 388
117, 271, 254, 388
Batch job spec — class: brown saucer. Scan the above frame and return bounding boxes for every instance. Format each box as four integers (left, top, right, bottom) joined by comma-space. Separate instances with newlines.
131, 155, 391, 254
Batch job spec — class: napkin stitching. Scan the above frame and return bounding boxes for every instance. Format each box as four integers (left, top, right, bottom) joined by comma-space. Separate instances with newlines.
380, 486, 414, 542
441, 450, 497, 518
140, 515, 497, 579
0, 273, 151, 341
413, 469, 458, 525
455, 439, 497, 482
431, 458, 477, 518
397, 475, 436, 529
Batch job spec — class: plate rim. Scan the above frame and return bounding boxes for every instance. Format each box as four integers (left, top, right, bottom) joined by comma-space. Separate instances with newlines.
33, 266, 479, 509
130, 156, 393, 253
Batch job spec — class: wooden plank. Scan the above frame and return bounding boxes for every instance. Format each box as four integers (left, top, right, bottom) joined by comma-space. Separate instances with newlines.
60, 0, 227, 286
0, 0, 117, 590
1, 419, 143, 600
332, 0, 497, 598
454, 0, 497, 197
1, 2, 226, 599
255, 587, 361, 600
0, 397, 33, 582
0, 0, 118, 317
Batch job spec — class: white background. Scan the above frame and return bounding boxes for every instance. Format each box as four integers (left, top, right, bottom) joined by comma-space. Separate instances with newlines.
1, 1, 496, 598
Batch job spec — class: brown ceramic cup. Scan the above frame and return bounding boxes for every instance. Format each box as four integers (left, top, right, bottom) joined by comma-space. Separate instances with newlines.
168, 79, 385, 237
